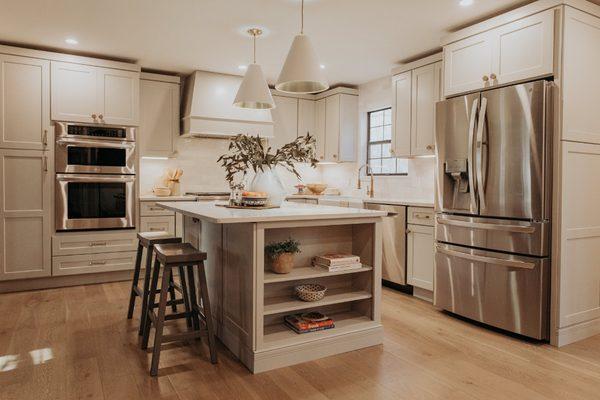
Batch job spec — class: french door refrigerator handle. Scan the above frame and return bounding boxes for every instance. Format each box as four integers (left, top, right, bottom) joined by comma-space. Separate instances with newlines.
475, 96, 487, 210
436, 216, 536, 233
467, 98, 479, 212
435, 245, 535, 270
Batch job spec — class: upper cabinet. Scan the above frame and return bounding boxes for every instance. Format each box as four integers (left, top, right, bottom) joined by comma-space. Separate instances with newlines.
51, 61, 140, 126
320, 92, 358, 162
270, 95, 299, 150
392, 59, 442, 157
443, 9, 555, 97
139, 73, 180, 158
0, 54, 51, 151
314, 98, 326, 161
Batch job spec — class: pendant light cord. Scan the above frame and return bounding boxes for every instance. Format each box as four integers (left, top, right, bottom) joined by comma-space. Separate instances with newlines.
253, 33, 256, 63
300, 0, 304, 34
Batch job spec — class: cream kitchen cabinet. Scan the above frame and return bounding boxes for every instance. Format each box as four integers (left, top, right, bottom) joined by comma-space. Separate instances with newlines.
51, 61, 140, 125
0, 54, 51, 150
140, 73, 180, 157
0, 149, 52, 280
318, 93, 358, 163
392, 59, 442, 157
314, 98, 327, 160
443, 9, 554, 97
298, 99, 315, 139
270, 95, 298, 150
406, 207, 434, 293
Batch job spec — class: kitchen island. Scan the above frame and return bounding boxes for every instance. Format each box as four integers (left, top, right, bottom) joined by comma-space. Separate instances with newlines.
157, 200, 387, 373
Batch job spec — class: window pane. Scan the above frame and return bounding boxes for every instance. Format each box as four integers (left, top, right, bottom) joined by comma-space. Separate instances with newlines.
383, 125, 392, 140
397, 158, 409, 174
384, 109, 392, 125
381, 158, 396, 174
370, 126, 383, 142
369, 143, 382, 158
370, 111, 383, 127
369, 158, 382, 174
382, 143, 391, 158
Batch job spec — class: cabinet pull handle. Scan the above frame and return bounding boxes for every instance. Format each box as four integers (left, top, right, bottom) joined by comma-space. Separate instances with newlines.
149, 207, 163, 211
490, 73, 497, 80
426, 145, 434, 151
91, 113, 97, 120
406, 228, 411, 234
98, 114, 104, 120
414, 213, 431, 219
42, 156, 48, 172
89, 260, 107, 266
89, 241, 107, 247
482, 75, 489, 82
42, 129, 48, 146
333, 154, 337, 158
319, 156, 324, 160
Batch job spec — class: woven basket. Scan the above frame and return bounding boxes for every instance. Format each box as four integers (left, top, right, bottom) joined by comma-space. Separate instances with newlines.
294, 284, 327, 302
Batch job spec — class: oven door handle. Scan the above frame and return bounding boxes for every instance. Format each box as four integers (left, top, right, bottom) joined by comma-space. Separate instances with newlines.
436, 217, 535, 233
56, 173, 135, 183
56, 138, 135, 149
435, 245, 536, 270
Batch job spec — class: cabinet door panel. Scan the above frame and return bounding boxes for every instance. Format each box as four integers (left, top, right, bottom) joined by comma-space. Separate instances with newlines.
338, 94, 357, 162
270, 96, 298, 150
494, 9, 554, 85
98, 68, 140, 126
314, 99, 326, 161
140, 216, 175, 235
444, 33, 494, 97
140, 79, 178, 157
407, 224, 434, 291
298, 99, 315, 138
391, 71, 411, 157
0, 149, 51, 280
0, 55, 50, 150
51, 61, 97, 123
325, 95, 340, 162
411, 64, 437, 156
562, 7, 600, 144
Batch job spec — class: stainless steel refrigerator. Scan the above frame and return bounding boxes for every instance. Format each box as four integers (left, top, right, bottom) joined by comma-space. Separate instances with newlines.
434, 79, 552, 340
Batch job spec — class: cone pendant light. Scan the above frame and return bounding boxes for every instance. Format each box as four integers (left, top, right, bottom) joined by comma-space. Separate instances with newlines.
275, 0, 328, 94
233, 28, 275, 109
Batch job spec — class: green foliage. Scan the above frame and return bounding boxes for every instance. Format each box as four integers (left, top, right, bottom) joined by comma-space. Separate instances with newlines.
265, 238, 301, 259
217, 134, 319, 185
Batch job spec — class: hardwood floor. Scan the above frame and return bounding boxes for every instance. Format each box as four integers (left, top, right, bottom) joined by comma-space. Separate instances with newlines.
2, 282, 600, 400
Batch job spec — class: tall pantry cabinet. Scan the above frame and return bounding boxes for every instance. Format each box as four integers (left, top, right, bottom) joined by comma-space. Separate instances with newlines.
0, 53, 52, 280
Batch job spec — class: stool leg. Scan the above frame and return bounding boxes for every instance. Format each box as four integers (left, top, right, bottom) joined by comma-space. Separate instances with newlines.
138, 244, 154, 336
150, 264, 171, 376
141, 254, 161, 350
168, 273, 178, 313
178, 266, 193, 329
197, 262, 218, 364
127, 242, 144, 319
186, 266, 201, 332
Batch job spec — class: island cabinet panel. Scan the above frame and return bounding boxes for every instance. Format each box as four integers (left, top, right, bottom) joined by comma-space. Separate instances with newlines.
0, 54, 51, 150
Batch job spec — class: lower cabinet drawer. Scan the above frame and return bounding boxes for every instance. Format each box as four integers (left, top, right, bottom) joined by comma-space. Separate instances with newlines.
53, 231, 138, 256
407, 207, 434, 226
140, 201, 176, 217
140, 216, 175, 235
52, 251, 137, 276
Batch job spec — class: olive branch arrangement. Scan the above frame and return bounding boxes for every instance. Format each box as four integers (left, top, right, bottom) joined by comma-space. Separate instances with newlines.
217, 134, 319, 185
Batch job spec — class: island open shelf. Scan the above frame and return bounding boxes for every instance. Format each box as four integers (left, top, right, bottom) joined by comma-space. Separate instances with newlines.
170, 201, 386, 373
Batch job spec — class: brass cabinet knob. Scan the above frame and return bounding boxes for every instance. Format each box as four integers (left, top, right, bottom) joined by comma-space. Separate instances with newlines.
490, 73, 497, 80
426, 144, 434, 151
319, 155, 324, 160
482, 75, 489, 82
98, 114, 104, 120
390, 148, 395, 154
333, 154, 337, 158
406, 228, 411, 234
91, 113, 97, 119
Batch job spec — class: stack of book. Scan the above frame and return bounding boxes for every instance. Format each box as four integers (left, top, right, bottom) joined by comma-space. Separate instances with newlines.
284, 312, 335, 334
312, 253, 363, 272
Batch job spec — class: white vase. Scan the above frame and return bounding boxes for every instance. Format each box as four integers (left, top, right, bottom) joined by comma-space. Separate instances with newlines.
251, 167, 286, 206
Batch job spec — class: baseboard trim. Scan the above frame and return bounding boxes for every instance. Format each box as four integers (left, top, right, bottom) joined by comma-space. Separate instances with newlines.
0, 270, 133, 294
557, 318, 600, 346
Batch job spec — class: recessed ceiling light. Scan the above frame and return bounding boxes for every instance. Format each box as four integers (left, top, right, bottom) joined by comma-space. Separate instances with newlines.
459, 0, 474, 6
65, 38, 78, 45
320, 64, 325, 69
238, 65, 247, 70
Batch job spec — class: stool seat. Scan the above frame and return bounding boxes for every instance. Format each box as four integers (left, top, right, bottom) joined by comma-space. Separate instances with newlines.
137, 231, 182, 247
154, 243, 207, 265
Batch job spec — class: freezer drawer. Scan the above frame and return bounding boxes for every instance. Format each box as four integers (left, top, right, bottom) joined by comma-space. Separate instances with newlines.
434, 243, 549, 339
436, 214, 550, 257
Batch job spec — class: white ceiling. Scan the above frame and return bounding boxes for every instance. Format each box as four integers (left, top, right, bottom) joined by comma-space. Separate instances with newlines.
0, 0, 531, 86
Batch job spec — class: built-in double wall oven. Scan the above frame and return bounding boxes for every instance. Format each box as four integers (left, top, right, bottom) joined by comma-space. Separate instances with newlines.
55, 122, 136, 231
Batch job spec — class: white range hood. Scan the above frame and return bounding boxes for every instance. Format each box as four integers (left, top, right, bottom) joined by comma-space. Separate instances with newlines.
181, 71, 274, 138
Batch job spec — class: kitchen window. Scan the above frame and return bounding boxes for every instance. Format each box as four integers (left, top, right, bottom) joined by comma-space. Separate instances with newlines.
367, 108, 408, 175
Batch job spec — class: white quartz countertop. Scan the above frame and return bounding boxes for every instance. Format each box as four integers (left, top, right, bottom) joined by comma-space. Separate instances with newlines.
157, 201, 389, 224
139, 195, 198, 201
288, 194, 434, 208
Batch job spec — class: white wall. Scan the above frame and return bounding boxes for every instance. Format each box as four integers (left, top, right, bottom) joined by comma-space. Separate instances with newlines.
140, 75, 435, 201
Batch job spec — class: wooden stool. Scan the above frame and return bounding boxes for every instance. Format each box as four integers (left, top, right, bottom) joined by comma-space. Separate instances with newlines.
127, 232, 184, 336
141, 242, 218, 376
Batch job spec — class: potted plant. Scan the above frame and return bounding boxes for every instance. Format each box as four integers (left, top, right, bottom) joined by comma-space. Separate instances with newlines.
217, 134, 318, 206
265, 238, 301, 274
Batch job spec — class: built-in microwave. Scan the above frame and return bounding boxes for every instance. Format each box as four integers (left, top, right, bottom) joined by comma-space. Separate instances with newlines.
55, 173, 136, 231
55, 137, 136, 174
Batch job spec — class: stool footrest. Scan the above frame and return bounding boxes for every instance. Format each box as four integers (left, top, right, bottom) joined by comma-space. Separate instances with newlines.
160, 331, 203, 344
